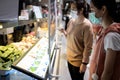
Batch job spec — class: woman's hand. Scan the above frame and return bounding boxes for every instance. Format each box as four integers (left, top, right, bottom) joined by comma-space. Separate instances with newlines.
80, 64, 87, 73
59, 28, 65, 33
59, 28, 67, 37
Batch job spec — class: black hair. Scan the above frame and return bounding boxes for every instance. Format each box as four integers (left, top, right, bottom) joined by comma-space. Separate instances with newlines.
76, 0, 90, 18
41, 4, 48, 9
91, 0, 120, 22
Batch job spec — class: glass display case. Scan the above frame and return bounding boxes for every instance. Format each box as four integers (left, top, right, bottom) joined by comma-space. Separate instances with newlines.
0, 18, 56, 80
12, 37, 49, 80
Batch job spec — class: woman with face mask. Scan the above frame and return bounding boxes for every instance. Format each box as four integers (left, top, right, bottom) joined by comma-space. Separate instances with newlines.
60, 0, 93, 80
69, 9, 77, 19
64, 1, 77, 30
89, 9, 103, 40
69, 1, 78, 19
84, 0, 120, 80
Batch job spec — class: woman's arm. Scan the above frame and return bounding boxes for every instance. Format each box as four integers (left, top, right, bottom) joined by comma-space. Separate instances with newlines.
80, 24, 93, 73
60, 19, 74, 37
59, 28, 67, 37
101, 48, 117, 80
82, 25, 93, 64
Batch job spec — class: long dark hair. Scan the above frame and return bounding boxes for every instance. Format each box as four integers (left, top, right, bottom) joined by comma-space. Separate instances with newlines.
91, 0, 120, 22
76, 0, 90, 18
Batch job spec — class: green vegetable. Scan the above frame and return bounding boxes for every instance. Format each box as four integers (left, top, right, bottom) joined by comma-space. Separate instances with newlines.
0, 44, 23, 70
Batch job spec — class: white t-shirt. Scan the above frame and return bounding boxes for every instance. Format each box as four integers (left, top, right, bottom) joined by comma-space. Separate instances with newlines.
104, 32, 120, 51
84, 32, 120, 80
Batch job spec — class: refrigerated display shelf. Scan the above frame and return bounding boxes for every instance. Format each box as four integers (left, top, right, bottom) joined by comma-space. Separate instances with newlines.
11, 37, 49, 80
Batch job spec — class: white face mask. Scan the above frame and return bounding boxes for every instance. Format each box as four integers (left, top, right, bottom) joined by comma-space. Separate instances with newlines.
89, 12, 101, 24
70, 10, 78, 19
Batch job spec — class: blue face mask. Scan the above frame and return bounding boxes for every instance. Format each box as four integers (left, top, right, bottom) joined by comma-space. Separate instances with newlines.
89, 12, 101, 24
